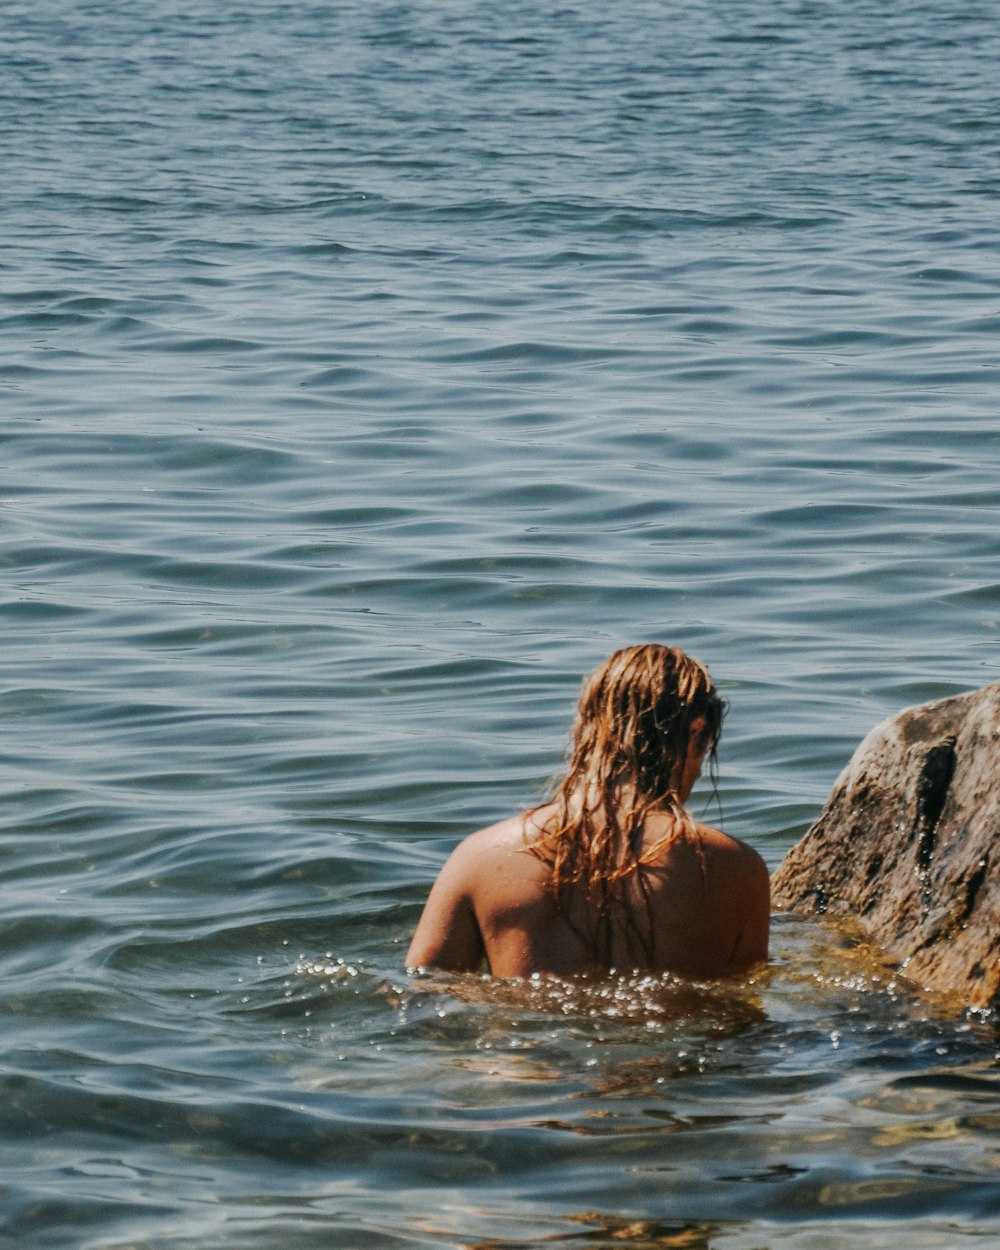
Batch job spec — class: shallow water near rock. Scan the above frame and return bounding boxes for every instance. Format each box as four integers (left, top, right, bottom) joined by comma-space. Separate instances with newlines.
3, 0, 1000, 1245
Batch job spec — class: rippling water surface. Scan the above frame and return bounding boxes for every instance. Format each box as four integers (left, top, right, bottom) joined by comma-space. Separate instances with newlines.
3, 0, 1000, 1245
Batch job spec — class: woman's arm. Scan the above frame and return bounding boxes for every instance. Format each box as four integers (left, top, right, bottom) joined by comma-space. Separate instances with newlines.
406, 837, 486, 972
729, 847, 771, 971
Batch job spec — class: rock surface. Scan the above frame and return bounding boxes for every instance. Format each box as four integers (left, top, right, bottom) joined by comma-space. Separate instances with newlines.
771, 681, 1000, 1008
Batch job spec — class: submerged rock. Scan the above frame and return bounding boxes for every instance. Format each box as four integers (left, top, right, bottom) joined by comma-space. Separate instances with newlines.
771, 682, 1000, 1009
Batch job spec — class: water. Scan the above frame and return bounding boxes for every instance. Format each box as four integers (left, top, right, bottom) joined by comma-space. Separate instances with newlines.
3, 0, 1000, 1244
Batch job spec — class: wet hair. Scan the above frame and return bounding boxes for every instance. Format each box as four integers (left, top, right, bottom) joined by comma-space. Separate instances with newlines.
526, 643, 726, 962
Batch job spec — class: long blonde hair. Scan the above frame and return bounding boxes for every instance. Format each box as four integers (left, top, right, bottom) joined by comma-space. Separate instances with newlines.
526, 644, 725, 959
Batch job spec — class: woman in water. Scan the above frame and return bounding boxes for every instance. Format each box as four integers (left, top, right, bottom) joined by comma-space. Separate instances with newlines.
407, 644, 769, 979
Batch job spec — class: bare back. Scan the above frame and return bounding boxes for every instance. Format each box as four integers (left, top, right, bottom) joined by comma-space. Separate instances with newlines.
406, 804, 770, 979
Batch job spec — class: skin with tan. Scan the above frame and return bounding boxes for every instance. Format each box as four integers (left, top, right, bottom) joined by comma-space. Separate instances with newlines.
407, 728, 770, 980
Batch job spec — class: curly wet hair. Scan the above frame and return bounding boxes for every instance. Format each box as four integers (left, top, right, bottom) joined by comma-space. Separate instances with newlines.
526, 644, 726, 961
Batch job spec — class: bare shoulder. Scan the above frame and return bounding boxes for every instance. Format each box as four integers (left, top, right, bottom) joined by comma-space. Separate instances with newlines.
693, 823, 769, 894
695, 823, 768, 870
422, 810, 549, 904
445, 812, 534, 870
447, 803, 555, 860
405, 810, 548, 973
691, 822, 770, 971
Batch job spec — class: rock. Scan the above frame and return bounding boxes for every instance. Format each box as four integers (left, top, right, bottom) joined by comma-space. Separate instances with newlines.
771, 681, 1000, 1009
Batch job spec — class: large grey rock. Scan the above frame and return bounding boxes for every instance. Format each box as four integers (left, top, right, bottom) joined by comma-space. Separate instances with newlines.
771, 682, 1000, 1008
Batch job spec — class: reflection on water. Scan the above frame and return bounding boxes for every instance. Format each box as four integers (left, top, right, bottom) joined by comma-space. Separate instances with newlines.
466, 1212, 726, 1249
401, 965, 768, 1028
284, 915, 1000, 1247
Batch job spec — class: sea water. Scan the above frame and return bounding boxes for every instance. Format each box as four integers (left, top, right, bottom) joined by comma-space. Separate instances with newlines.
2, 0, 999, 1245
